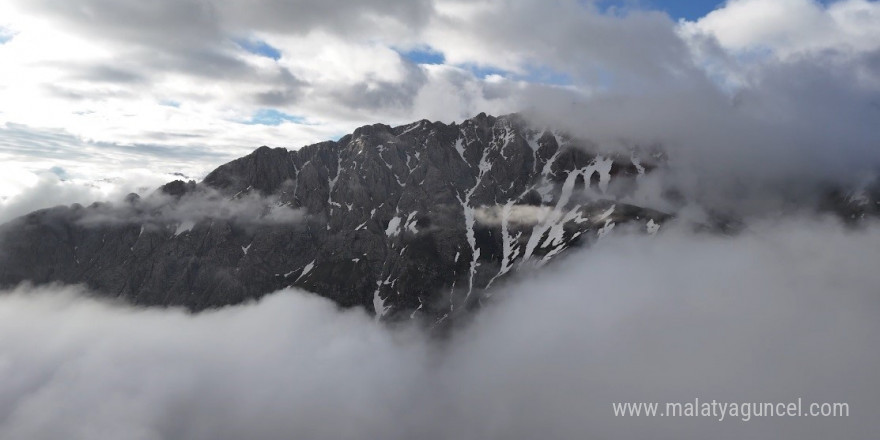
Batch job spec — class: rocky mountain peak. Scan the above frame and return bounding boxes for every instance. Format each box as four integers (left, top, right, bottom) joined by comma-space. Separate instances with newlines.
1, 113, 672, 323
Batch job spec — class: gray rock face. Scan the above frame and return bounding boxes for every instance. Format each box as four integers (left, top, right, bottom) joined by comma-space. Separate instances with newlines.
0, 113, 670, 322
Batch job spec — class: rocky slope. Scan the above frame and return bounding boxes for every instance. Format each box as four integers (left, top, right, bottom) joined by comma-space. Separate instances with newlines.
0, 113, 673, 322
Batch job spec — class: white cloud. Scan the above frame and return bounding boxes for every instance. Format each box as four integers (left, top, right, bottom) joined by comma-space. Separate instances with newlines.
425, 0, 695, 87
0, 165, 178, 224
1, 0, 879, 220
682, 0, 880, 57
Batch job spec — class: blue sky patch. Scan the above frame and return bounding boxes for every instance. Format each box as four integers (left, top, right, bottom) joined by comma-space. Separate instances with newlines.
48, 166, 70, 180
0, 27, 15, 44
245, 109, 306, 126
520, 66, 574, 87
234, 38, 282, 61
397, 47, 445, 65
460, 63, 510, 80
593, 0, 723, 21
645, 0, 723, 21
457, 63, 573, 87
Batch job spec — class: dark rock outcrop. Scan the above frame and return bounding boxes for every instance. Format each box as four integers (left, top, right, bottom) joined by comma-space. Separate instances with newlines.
0, 113, 670, 322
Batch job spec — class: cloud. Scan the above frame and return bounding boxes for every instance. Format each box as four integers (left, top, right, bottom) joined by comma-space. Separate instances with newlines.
683, 0, 880, 57
425, 0, 697, 87
0, 0, 692, 191
475, 204, 555, 226
514, 2, 880, 214
1, 0, 879, 221
1, 217, 878, 439
0, 167, 178, 225
73, 187, 306, 229
0, 284, 429, 440
217, 0, 434, 39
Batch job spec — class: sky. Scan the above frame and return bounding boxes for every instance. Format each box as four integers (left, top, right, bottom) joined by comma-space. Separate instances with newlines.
1, 0, 879, 221
604, 0, 724, 20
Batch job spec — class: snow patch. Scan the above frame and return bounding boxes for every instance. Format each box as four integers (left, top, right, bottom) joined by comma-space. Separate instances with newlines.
526, 132, 541, 152
385, 216, 401, 237
404, 211, 419, 234
398, 121, 422, 137
597, 220, 615, 239
295, 260, 315, 282
174, 220, 195, 236
327, 156, 342, 206
596, 205, 615, 222
487, 202, 522, 287
373, 286, 390, 319
848, 190, 870, 206
454, 138, 466, 163
552, 131, 565, 149
631, 153, 645, 175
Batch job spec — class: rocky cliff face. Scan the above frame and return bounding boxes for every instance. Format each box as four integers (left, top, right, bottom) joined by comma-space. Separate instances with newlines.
0, 113, 672, 322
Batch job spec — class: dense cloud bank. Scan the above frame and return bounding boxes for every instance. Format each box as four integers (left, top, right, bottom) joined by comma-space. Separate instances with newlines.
2, 217, 878, 439
522, 47, 880, 214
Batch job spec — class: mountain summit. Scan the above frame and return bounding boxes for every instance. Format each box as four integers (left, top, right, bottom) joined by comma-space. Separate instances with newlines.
0, 113, 670, 322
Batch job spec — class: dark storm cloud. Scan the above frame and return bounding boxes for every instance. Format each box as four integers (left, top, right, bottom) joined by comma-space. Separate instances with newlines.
0, 218, 878, 439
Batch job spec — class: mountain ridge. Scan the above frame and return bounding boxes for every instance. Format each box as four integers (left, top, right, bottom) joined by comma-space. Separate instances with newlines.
0, 112, 687, 322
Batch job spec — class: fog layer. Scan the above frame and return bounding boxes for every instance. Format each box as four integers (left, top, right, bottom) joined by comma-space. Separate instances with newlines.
1, 217, 878, 439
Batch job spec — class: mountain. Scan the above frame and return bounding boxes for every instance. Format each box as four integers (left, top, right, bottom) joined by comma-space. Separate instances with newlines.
0, 113, 683, 322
